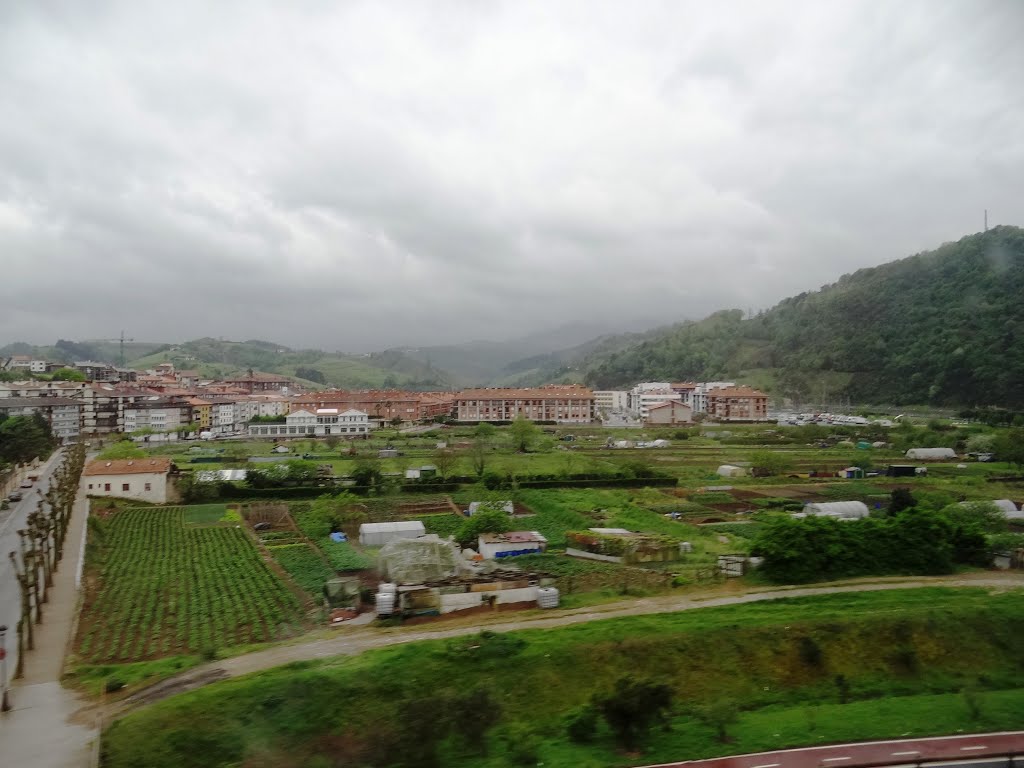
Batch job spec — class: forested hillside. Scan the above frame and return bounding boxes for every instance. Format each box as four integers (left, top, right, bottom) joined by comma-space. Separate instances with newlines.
584, 226, 1024, 407
128, 338, 453, 390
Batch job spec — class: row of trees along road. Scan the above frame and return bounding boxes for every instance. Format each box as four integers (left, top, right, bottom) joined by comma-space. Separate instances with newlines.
7, 441, 86, 679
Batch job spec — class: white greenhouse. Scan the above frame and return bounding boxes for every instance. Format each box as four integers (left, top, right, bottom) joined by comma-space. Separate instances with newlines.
716, 464, 746, 478
801, 501, 870, 519
960, 499, 1022, 518
905, 447, 957, 460
359, 520, 426, 547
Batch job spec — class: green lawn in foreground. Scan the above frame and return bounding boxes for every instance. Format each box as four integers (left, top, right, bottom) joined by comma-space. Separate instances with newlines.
102, 587, 1024, 768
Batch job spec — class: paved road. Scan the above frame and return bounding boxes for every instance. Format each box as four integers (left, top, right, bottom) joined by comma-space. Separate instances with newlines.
0, 448, 64, 678
638, 730, 1024, 768
0, 459, 97, 768
110, 572, 1024, 719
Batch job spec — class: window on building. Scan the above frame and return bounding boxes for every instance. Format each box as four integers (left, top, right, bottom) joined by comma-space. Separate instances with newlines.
144, 482, 152, 491
88, 484, 93, 490
122, 483, 130, 491
104, 483, 111, 491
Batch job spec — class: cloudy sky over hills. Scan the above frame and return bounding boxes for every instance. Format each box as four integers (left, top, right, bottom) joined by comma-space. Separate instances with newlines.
1, 0, 1022, 350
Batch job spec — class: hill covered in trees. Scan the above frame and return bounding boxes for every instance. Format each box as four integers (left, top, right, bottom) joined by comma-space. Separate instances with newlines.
129, 338, 453, 390
581, 226, 1024, 407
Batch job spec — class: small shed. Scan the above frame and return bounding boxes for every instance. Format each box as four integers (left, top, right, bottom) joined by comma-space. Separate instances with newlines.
359, 520, 426, 547
717, 464, 746, 478
478, 531, 547, 560
841, 466, 865, 479
905, 448, 957, 460
801, 501, 870, 519
467, 500, 514, 516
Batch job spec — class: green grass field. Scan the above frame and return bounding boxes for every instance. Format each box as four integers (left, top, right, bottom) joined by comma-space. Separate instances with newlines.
100, 586, 1024, 768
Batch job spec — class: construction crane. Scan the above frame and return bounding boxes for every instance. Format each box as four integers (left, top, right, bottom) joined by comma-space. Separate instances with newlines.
103, 330, 135, 368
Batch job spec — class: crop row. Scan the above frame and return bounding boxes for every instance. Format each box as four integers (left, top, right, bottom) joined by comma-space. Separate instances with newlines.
77, 507, 304, 663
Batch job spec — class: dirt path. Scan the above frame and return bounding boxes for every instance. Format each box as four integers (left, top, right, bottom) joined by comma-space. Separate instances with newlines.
104, 571, 1024, 722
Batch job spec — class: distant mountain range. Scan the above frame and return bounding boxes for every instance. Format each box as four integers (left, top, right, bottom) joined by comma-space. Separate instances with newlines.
5, 226, 1022, 406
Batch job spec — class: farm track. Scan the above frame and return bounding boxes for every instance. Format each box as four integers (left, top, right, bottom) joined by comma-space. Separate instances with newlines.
99, 571, 1024, 723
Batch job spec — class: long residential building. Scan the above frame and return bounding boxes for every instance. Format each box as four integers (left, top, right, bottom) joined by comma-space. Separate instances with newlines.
455, 386, 595, 423
292, 390, 454, 424
0, 396, 83, 440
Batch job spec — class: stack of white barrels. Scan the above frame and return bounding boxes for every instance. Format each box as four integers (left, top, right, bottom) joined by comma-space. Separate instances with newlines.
376, 582, 397, 617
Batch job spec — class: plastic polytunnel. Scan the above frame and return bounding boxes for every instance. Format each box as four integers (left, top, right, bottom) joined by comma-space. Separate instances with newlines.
801, 501, 870, 519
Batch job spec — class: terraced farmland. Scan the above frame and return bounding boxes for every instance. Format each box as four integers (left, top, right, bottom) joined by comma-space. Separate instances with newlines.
76, 506, 305, 663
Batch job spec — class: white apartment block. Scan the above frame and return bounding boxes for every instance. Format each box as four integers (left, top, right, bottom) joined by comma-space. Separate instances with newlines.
594, 391, 629, 413
628, 383, 684, 421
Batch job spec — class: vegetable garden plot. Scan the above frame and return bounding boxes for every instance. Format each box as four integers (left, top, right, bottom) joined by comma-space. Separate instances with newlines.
76, 506, 304, 663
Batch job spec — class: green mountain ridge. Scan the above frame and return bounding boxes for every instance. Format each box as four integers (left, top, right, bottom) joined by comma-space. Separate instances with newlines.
576, 226, 1024, 407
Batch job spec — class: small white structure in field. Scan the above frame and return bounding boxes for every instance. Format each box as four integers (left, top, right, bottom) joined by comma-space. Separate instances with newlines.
359, 520, 426, 547
961, 499, 1022, 519
478, 531, 547, 560
801, 501, 870, 519
905, 447, 957, 460
467, 500, 514, 516
716, 464, 746, 478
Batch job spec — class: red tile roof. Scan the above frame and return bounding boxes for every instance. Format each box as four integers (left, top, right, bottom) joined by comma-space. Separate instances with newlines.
84, 458, 173, 476
457, 386, 594, 400
705, 386, 767, 398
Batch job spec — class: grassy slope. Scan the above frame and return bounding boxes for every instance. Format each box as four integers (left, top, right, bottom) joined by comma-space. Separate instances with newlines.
103, 587, 1024, 768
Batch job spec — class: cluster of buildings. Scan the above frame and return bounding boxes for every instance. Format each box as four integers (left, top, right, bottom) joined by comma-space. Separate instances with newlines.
1, 354, 772, 442
594, 381, 770, 424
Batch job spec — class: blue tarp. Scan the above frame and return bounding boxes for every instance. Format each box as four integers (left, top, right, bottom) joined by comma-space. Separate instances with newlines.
330, 532, 348, 543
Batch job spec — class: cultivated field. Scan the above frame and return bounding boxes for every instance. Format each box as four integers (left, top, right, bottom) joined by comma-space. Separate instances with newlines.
76, 506, 305, 663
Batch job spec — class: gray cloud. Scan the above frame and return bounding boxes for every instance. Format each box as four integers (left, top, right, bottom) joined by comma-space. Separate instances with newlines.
1, 0, 1023, 352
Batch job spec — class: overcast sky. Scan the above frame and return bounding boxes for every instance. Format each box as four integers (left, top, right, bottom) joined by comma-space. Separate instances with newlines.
2, 0, 1022, 352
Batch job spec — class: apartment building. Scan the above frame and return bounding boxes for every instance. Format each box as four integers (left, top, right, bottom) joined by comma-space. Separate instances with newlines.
704, 386, 769, 421
455, 386, 595, 423
627, 383, 684, 421
0, 396, 83, 440
293, 390, 454, 424
123, 398, 190, 434
594, 390, 629, 413
220, 370, 292, 393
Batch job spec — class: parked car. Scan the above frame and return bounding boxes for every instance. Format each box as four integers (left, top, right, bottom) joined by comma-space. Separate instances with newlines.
8, 491, 23, 502
19, 480, 33, 489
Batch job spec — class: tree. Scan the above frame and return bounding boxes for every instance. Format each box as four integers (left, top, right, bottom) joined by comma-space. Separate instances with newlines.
351, 453, 383, 489
694, 700, 739, 743
284, 459, 319, 483
888, 488, 917, 515
594, 678, 673, 752
749, 451, 794, 476
433, 448, 458, 479
0, 413, 55, 465
475, 422, 497, 438
456, 507, 511, 548
510, 415, 539, 453
469, 438, 489, 478
994, 428, 1024, 468
49, 367, 86, 381
324, 434, 341, 450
